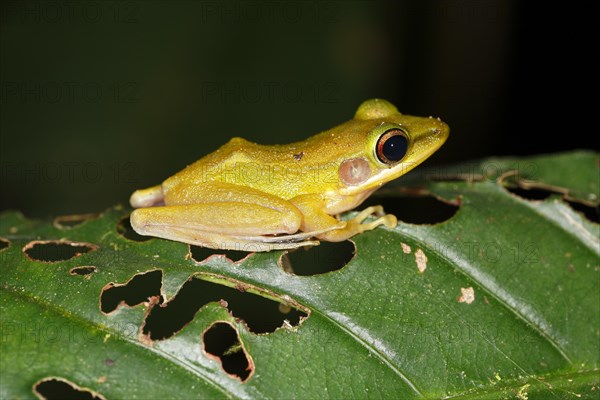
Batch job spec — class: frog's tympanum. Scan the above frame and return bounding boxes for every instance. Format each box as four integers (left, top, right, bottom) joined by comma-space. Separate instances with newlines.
130, 99, 449, 251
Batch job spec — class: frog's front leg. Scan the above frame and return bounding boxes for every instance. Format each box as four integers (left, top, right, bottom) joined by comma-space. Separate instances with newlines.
290, 194, 397, 242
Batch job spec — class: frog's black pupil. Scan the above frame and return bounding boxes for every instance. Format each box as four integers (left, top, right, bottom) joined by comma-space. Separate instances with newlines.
380, 133, 407, 163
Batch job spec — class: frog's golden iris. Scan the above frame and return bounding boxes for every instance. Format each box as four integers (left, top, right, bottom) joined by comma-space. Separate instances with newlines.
376, 129, 409, 165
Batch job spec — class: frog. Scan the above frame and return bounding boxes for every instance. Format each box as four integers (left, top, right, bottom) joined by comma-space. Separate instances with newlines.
129, 99, 449, 251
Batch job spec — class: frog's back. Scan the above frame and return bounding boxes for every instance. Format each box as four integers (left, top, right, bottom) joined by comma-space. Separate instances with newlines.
161, 136, 333, 199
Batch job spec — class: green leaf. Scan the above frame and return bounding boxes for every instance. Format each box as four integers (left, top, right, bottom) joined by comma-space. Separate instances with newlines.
1, 151, 599, 399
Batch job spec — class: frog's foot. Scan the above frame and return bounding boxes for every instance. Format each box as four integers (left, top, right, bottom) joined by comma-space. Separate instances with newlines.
345, 205, 397, 232
159, 228, 321, 251
242, 222, 344, 244
216, 224, 345, 251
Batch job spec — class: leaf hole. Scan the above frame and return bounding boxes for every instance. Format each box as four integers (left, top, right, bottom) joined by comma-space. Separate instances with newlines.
100, 270, 163, 314
502, 180, 599, 223
203, 322, 254, 382
565, 199, 599, 223
189, 245, 252, 263
504, 185, 557, 201
280, 240, 355, 276
69, 266, 97, 276
0, 237, 10, 251
117, 216, 152, 242
33, 377, 105, 400
53, 213, 99, 230
23, 240, 98, 263
142, 277, 307, 340
362, 194, 459, 224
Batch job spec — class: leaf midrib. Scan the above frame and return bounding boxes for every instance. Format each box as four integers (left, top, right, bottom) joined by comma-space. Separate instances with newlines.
309, 306, 423, 396
441, 368, 600, 399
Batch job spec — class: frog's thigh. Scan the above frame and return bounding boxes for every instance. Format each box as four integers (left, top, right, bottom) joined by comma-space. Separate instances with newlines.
131, 199, 302, 241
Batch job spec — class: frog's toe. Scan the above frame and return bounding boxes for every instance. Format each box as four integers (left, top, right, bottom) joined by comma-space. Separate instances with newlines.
130, 185, 164, 208
350, 205, 387, 224
381, 214, 397, 228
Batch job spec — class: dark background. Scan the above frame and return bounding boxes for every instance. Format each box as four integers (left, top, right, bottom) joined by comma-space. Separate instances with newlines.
0, 1, 596, 217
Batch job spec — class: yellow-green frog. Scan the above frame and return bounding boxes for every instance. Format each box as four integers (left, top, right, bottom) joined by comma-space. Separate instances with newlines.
130, 99, 449, 251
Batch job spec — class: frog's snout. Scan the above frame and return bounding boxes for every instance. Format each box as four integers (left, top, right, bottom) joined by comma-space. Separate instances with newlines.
431, 119, 450, 144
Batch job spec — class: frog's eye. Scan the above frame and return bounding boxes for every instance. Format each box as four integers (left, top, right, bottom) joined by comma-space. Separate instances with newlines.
376, 129, 408, 164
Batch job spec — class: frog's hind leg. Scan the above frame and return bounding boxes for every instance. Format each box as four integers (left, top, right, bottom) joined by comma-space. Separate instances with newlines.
130, 185, 165, 207
130, 202, 319, 251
